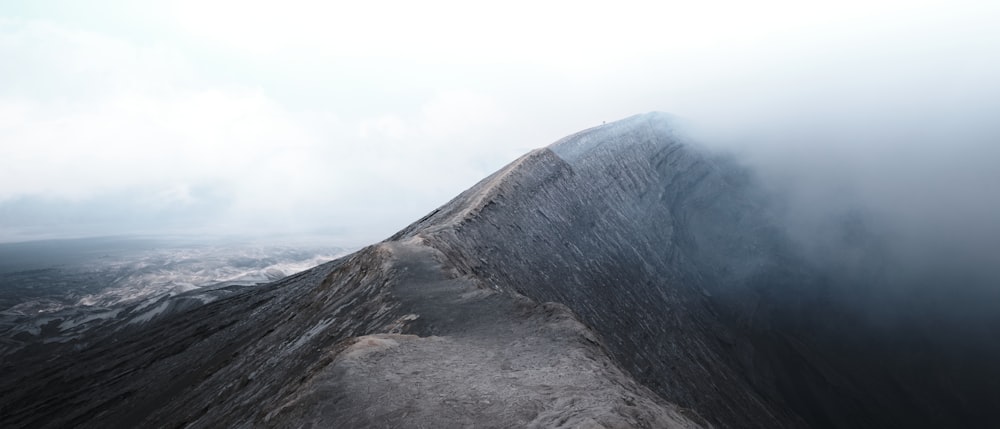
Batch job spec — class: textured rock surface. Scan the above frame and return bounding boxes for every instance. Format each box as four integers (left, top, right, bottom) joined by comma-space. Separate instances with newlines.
0, 236, 703, 428
3, 112, 998, 428
393, 114, 807, 428
264, 239, 702, 429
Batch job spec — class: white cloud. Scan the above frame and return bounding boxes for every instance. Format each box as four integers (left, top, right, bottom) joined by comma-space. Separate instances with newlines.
1, 1, 999, 243
0, 16, 527, 241
419, 91, 505, 140
358, 115, 409, 140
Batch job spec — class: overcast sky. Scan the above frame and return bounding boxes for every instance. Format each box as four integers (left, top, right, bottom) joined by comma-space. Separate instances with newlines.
1, 1, 998, 245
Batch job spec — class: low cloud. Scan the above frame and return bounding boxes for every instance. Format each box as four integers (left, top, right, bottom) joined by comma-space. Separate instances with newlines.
2, 2, 998, 249
0, 18, 525, 243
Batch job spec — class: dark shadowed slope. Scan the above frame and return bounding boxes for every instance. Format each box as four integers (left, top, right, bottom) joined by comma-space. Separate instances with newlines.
0, 240, 702, 428
393, 112, 1000, 428
392, 113, 811, 428
2, 112, 998, 428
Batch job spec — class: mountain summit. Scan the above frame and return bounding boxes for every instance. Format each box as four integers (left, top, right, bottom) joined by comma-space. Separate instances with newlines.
3, 112, 998, 428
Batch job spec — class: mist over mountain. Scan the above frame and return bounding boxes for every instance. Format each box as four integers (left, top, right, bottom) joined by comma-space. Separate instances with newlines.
4, 1, 996, 247
2, 113, 998, 428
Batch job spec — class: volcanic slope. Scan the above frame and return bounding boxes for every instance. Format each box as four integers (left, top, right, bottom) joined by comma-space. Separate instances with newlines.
7, 112, 995, 428
1, 113, 725, 428
393, 112, 812, 428
399, 112, 1000, 429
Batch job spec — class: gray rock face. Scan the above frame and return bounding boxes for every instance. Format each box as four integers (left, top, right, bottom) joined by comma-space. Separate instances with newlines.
0, 237, 703, 428
393, 113, 806, 427
265, 239, 702, 429
392, 112, 1000, 429
2, 112, 997, 428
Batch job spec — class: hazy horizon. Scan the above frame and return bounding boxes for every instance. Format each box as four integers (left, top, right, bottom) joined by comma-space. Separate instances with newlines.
2, 1, 998, 247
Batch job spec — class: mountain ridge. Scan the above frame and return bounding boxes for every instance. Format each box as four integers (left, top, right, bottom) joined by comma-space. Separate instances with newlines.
395, 112, 809, 428
3, 112, 997, 428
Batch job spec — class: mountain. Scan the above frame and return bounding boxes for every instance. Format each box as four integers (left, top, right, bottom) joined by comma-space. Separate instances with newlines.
2, 112, 998, 428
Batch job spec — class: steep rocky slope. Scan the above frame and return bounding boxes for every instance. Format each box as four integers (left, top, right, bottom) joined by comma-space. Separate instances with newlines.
2, 112, 997, 428
392, 116, 806, 427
